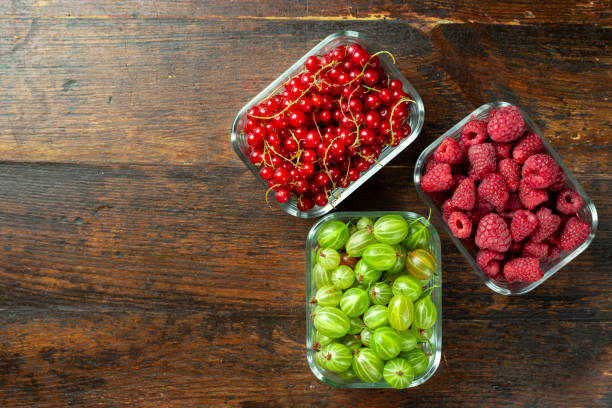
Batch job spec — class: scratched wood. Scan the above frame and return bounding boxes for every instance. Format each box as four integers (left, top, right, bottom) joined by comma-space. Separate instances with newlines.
0, 1, 611, 407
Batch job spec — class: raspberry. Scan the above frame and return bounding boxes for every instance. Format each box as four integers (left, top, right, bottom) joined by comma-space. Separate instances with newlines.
530, 207, 561, 243
451, 177, 476, 210
559, 216, 590, 251
478, 173, 509, 208
475, 213, 512, 252
548, 167, 566, 191
521, 239, 549, 261
545, 245, 561, 263
487, 105, 525, 143
522, 153, 557, 189
460, 119, 488, 147
519, 180, 549, 210
510, 210, 538, 242
433, 137, 464, 165
448, 211, 472, 238
556, 188, 583, 215
512, 132, 543, 164
498, 158, 520, 192
421, 163, 454, 192
442, 199, 458, 221
476, 249, 505, 278
503, 257, 543, 283
425, 156, 441, 173
494, 142, 513, 159
467, 198, 495, 225
505, 193, 523, 212
467, 143, 496, 180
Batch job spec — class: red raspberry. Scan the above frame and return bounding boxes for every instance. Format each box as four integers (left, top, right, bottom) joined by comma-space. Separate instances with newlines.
467, 143, 496, 180
451, 177, 476, 211
433, 137, 464, 165
518, 180, 549, 210
448, 211, 472, 238
425, 156, 441, 173
478, 173, 509, 208
503, 257, 543, 283
487, 105, 525, 143
545, 245, 561, 263
442, 199, 458, 221
521, 239, 549, 261
460, 119, 488, 147
498, 158, 520, 192
494, 142, 513, 160
505, 193, 523, 212
548, 167, 566, 191
475, 213, 512, 252
421, 163, 454, 192
476, 249, 505, 278
559, 216, 590, 251
522, 153, 557, 189
531, 207, 561, 243
467, 198, 495, 225
512, 132, 543, 164
510, 210, 538, 242
556, 188, 583, 215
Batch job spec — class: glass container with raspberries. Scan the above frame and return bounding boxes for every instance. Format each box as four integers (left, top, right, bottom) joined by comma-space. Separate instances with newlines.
414, 102, 597, 295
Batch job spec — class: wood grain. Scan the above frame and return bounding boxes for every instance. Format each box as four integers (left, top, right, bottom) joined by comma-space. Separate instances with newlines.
0, 1, 610, 406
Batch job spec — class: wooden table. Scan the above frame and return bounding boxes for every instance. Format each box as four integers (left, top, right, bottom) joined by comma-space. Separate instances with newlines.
1, 1, 610, 407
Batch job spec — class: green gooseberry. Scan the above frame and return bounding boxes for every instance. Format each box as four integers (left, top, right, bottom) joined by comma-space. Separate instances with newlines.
387, 295, 414, 331
315, 331, 333, 348
396, 330, 418, 352
412, 326, 433, 343
392, 275, 423, 301
362, 243, 397, 271
363, 305, 389, 330
359, 327, 373, 347
342, 335, 362, 353
331, 265, 355, 290
339, 288, 370, 318
354, 259, 382, 285
370, 327, 402, 360
369, 282, 394, 306
312, 262, 332, 288
406, 249, 436, 280
337, 366, 357, 380
314, 284, 342, 307
383, 358, 415, 389
348, 316, 365, 335
402, 221, 431, 251
313, 307, 350, 339
318, 248, 341, 271
413, 295, 437, 330
387, 244, 407, 275
352, 348, 384, 383
318, 342, 353, 373
356, 216, 374, 230
400, 348, 429, 374
373, 214, 409, 245
345, 229, 377, 257
317, 220, 349, 250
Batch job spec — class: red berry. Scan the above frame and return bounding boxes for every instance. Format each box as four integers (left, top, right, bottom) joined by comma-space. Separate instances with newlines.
494, 142, 513, 160
363, 69, 379, 86
313, 193, 328, 207
275, 188, 290, 203
358, 128, 376, 145
530, 207, 561, 243
259, 166, 274, 180
478, 173, 509, 208
451, 178, 476, 211
510, 210, 539, 242
297, 195, 314, 211
518, 180, 549, 210
475, 213, 512, 252
513, 132, 543, 164
273, 168, 290, 185
448, 211, 472, 238
315, 172, 331, 186
548, 167, 566, 191
487, 105, 525, 143
364, 110, 380, 129
521, 239, 549, 261
300, 162, 315, 177
433, 137, 464, 165
498, 158, 521, 192
467, 143, 496, 180
389, 79, 403, 91
460, 119, 488, 147
351, 48, 369, 66
476, 249, 505, 278
305, 56, 320, 72
293, 179, 309, 194
559, 216, 590, 251
365, 93, 381, 109
288, 111, 306, 128
503, 257, 543, 283
380, 88, 392, 104
522, 153, 557, 189
421, 163, 454, 193
556, 188, 583, 215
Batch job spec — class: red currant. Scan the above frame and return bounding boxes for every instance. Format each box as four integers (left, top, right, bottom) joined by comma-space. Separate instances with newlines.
273, 168, 290, 185
275, 188, 290, 203
305, 56, 320, 72
365, 93, 381, 109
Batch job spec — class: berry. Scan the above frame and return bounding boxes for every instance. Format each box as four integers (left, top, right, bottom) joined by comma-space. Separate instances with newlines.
476, 249, 505, 278
521, 239, 549, 261
421, 163, 454, 193
460, 119, 488, 147
503, 257, 543, 283
498, 158, 520, 192
556, 188, 583, 215
494, 142, 513, 160
518, 180, 549, 210
505, 193, 523, 212
467, 143, 496, 180
448, 211, 472, 238
522, 154, 557, 189
475, 214, 512, 252
433, 137, 464, 165
487, 105, 525, 142
451, 177, 476, 211
425, 156, 441, 173
512, 132, 542, 164
530, 207, 561, 243
545, 245, 561, 263
467, 198, 495, 226
478, 173, 509, 208
559, 216, 590, 251
275, 188, 291, 203
442, 199, 458, 221
510, 210, 538, 242
548, 167, 566, 191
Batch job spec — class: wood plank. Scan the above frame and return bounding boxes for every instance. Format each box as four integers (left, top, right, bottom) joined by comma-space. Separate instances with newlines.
4, 0, 612, 25
0, 163, 609, 321
1, 310, 610, 407
0, 19, 609, 165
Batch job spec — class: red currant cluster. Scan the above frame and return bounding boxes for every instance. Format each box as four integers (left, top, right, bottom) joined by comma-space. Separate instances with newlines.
243, 43, 414, 211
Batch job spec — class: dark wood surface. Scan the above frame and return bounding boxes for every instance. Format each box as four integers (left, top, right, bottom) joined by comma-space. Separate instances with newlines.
1, 1, 611, 407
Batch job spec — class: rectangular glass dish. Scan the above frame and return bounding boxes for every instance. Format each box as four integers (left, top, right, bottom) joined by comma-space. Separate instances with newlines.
231, 31, 425, 218
305, 211, 442, 388
414, 101, 598, 295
